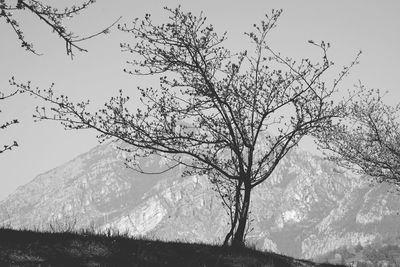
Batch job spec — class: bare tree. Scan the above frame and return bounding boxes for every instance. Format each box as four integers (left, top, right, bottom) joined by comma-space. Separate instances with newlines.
1, 0, 121, 153
315, 86, 400, 185
16, 7, 360, 247
0, 0, 120, 58
0, 87, 19, 154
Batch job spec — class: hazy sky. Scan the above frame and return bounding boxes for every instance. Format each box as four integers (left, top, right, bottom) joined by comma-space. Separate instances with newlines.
1, 0, 399, 200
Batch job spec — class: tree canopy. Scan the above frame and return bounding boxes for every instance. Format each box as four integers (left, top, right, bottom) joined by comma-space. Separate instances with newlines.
0, 0, 119, 57
17, 6, 361, 246
316, 86, 400, 186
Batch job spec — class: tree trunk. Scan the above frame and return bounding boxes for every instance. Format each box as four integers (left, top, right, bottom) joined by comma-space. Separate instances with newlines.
223, 203, 239, 246
231, 180, 251, 248
223, 180, 242, 246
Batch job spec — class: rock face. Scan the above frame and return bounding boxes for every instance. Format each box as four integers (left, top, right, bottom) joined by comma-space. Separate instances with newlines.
1, 142, 400, 259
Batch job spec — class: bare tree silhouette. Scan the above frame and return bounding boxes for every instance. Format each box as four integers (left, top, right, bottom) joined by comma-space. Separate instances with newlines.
17, 6, 361, 247
316, 86, 400, 186
1, 0, 121, 153
1, 0, 120, 58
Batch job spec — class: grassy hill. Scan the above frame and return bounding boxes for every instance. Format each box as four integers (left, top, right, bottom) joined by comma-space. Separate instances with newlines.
0, 228, 344, 267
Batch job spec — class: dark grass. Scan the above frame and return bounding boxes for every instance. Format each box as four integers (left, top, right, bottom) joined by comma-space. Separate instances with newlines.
0, 228, 345, 267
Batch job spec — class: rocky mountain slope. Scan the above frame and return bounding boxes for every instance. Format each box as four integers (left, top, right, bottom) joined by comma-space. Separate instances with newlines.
1, 142, 400, 260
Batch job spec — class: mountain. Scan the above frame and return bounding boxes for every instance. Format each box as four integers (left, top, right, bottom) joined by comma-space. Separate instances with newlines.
1, 142, 400, 261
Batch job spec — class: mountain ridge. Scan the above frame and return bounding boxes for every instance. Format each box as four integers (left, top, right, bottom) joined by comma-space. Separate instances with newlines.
1, 142, 400, 260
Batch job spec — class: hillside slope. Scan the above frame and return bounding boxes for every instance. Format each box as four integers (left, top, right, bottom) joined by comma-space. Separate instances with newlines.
0, 228, 343, 267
